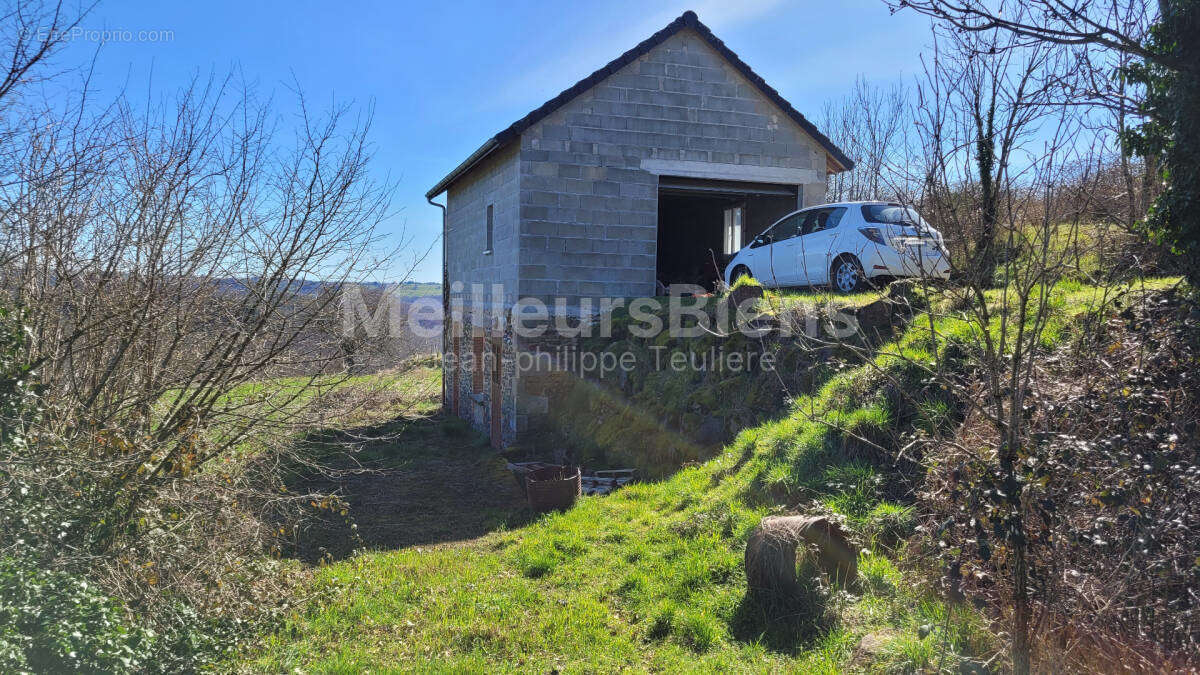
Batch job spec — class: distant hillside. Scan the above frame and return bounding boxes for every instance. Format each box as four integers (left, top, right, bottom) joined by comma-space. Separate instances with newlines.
362, 281, 442, 298
213, 278, 441, 298
310, 280, 442, 297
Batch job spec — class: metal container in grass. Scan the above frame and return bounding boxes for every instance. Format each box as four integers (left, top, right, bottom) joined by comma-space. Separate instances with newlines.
524, 465, 581, 512
506, 461, 554, 494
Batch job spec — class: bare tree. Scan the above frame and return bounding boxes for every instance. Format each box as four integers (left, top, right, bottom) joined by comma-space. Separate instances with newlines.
890, 0, 1162, 236
834, 121, 1105, 673
0, 1, 91, 233
902, 19, 1125, 669
0, 0, 89, 104
822, 76, 912, 202
0, 62, 421, 580
913, 19, 1063, 284
886, 0, 1161, 68
1089, 44, 1160, 234
0, 4, 444, 655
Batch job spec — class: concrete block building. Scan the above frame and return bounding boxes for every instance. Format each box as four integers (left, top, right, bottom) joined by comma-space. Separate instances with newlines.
427, 10, 852, 447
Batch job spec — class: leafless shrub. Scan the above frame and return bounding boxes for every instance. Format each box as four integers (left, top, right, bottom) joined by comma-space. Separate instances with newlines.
0, 9, 430, 653
913, 16, 1068, 285
790, 7, 1152, 671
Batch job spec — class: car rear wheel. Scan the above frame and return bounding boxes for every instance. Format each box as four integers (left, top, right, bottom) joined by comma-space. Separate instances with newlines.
831, 256, 866, 293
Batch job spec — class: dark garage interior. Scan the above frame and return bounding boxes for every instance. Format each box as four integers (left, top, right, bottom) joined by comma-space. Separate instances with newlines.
656, 178, 799, 292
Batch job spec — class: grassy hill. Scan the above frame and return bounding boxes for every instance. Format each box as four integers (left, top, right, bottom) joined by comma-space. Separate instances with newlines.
245, 277, 1184, 672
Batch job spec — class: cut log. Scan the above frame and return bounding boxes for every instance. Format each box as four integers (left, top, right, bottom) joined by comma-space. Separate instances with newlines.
744, 515, 857, 596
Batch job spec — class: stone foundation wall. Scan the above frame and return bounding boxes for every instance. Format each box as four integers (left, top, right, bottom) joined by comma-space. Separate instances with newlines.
444, 309, 518, 447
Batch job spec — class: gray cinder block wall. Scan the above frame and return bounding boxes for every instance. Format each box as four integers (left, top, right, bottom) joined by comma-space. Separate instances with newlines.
445, 142, 521, 315
435, 13, 850, 448
516, 28, 827, 306
444, 144, 520, 445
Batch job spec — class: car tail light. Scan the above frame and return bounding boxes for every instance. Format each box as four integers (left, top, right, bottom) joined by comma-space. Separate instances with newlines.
858, 227, 886, 245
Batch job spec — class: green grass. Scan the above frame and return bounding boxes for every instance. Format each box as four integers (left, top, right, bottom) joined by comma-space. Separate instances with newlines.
729, 273, 761, 291
249, 366, 982, 670
383, 281, 443, 298
249, 457, 983, 671
246, 279, 1179, 672
999, 220, 1155, 287
189, 356, 443, 462
766, 286, 887, 310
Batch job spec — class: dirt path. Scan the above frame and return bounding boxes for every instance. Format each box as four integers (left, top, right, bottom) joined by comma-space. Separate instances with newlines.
286, 414, 530, 562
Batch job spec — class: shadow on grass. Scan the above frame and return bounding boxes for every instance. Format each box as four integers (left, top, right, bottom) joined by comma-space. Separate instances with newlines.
724, 557, 830, 653
280, 412, 533, 563
728, 577, 833, 654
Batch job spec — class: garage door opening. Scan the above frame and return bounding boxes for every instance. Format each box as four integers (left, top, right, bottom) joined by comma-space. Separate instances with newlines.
656, 178, 799, 292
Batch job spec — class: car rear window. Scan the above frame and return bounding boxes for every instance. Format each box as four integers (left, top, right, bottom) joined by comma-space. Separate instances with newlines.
861, 204, 922, 225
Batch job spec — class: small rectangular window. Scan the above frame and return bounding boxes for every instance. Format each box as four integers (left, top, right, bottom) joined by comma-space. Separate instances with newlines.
723, 205, 743, 255
484, 204, 494, 254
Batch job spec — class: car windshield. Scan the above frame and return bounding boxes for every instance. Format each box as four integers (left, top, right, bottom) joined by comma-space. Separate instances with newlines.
861, 204, 926, 228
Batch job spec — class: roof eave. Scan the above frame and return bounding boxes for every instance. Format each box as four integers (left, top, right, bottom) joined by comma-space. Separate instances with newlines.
827, 153, 853, 175
424, 137, 502, 200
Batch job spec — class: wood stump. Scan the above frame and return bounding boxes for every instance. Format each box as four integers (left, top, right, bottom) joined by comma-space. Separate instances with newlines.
744, 515, 857, 596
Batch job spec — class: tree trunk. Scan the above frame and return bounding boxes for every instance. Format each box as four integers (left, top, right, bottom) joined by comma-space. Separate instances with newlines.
974, 93, 1000, 285
1011, 539, 1032, 674
1000, 435, 1032, 674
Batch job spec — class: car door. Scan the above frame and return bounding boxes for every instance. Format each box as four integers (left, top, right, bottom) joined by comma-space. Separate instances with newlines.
797, 207, 847, 286
735, 227, 768, 284
760, 212, 805, 285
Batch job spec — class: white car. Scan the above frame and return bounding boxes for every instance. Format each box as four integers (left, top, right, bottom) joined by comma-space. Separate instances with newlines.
723, 201, 951, 293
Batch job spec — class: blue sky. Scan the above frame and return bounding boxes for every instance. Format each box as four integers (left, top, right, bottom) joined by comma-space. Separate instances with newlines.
54, 0, 932, 282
